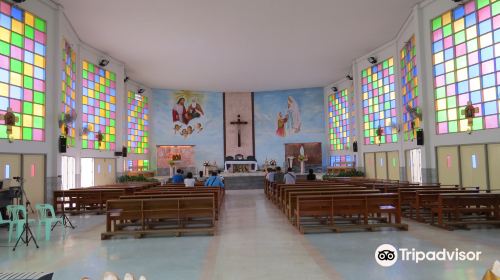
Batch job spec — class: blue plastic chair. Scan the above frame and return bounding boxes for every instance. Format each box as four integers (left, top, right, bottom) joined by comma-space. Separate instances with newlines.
0, 210, 14, 242
8, 205, 36, 241
35, 204, 63, 241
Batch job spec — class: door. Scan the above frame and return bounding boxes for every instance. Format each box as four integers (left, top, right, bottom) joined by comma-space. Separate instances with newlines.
364, 153, 376, 179
460, 145, 487, 189
437, 146, 460, 186
81, 158, 94, 188
0, 154, 21, 184
61, 156, 75, 190
22, 155, 45, 206
375, 152, 388, 180
387, 151, 400, 180
94, 158, 116, 186
406, 149, 422, 183
487, 144, 500, 190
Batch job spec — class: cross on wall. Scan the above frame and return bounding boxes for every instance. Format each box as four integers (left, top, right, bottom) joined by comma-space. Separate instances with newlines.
0, 107, 19, 142
230, 114, 248, 147
461, 101, 479, 133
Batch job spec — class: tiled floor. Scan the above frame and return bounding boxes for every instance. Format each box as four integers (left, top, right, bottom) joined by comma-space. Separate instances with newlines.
0, 189, 499, 280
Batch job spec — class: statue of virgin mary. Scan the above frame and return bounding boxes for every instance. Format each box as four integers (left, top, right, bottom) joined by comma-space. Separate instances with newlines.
286, 96, 301, 134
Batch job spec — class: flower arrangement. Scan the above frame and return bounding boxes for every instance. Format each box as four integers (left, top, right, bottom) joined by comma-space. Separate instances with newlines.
298, 155, 308, 162
172, 154, 182, 161
168, 160, 176, 167
203, 161, 210, 166
269, 159, 277, 166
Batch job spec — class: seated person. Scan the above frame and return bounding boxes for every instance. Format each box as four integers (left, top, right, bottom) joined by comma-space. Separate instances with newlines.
217, 170, 225, 182
171, 169, 184, 183
184, 172, 196, 187
306, 169, 316, 181
284, 167, 296, 184
204, 171, 225, 187
274, 166, 285, 184
197, 170, 205, 181
265, 168, 276, 183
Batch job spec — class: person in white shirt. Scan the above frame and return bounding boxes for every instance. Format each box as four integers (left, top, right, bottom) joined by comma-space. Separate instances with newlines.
284, 167, 296, 184
184, 172, 196, 187
266, 168, 276, 183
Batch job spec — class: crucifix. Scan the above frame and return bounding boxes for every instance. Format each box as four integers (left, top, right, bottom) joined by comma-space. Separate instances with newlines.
230, 114, 248, 147
461, 101, 479, 134
0, 107, 19, 143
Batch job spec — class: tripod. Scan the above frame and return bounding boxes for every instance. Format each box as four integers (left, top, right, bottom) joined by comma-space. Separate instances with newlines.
12, 201, 39, 251
51, 179, 75, 230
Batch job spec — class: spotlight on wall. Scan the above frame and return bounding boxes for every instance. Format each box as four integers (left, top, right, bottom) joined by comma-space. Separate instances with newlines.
346, 74, 353, 81
138, 88, 145, 94
98, 59, 109, 67
367, 56, 377, 64
11, 0, 26, 3
124, 76, 129, 83
451, 0, 462, 2
331, 87, 338, 92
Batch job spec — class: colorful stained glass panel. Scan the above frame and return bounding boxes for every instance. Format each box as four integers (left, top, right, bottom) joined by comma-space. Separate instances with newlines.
401, 35, 420, 141
432, 0, 500, 133
361, 57, 398, 145
81, 60, 116, 150
128, 91, 149, 154
127, 159, 149, 171
329, 88, 351, 151
0, 1, 46, 141
60, 40, 76, 146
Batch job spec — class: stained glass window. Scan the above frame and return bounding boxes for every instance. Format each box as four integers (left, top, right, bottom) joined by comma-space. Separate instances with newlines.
330, 155, 356, 167
329, 88, 351, 151
361, 57, 398, 145
127, 159, 149, 171
432, 0, 500, 133
127, 91, 149, 154
0, 1, 46, 141
81, 60, 116, 150
401, 35, 420, 141
60, 40, 76, 146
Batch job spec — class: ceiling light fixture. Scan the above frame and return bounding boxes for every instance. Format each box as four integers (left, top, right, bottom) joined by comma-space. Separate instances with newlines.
331, 87, 338, 92
346, 74, 353, 81
98, 59, 109, 67
368, 56, 377, 64
138, 88, 145, 94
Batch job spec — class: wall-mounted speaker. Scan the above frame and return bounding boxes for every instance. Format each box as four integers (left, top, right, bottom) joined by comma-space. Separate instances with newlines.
416, 129, 424, 145
122, 146, 128, 157
114, 151, 123, 157
59, 136, 67, 153
352, 141, 358, 152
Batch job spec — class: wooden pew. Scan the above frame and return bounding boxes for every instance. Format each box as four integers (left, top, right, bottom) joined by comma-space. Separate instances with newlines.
294, 193, 408, 233
53, 189, 126, 214
275, 183, 359, 204
286, 189, 380, 220
102, 197, 215, 239
430, 193, 500, 230
280, 186, 367, 211
407, 189, 481, 221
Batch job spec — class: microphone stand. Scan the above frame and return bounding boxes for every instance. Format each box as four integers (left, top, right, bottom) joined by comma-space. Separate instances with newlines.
13, 200, 39, 251
51, 177, 75, 230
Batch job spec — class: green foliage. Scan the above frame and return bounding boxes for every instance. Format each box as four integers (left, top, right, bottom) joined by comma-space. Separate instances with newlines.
118, 175, 158, 183
322, 170, 365, 180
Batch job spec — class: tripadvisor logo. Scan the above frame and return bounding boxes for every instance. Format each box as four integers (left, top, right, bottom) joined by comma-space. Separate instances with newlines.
375, 244, 482, 267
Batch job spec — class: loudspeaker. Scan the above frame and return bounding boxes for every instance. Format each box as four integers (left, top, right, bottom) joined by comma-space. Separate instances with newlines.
416, 129, 424, 145
352, 141, 358, 152
122, 146, 127, 157
59, 136, 67, 153
114, 151, 123, 157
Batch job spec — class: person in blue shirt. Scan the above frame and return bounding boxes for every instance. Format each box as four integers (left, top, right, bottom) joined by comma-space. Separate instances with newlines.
204, 171, 224, 187
171, 169, 184, 183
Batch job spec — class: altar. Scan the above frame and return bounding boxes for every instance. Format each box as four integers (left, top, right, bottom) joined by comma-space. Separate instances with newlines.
224, 160, 258, 173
